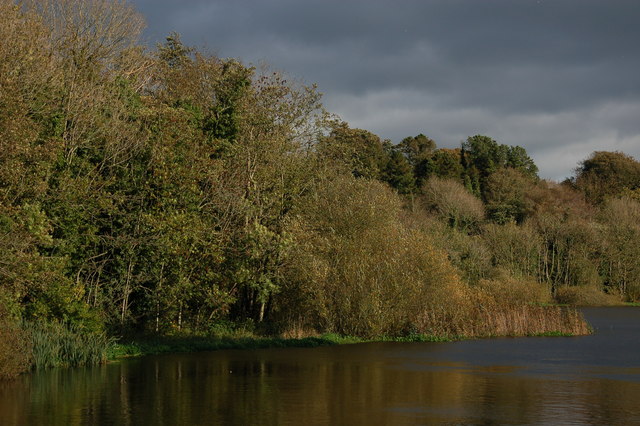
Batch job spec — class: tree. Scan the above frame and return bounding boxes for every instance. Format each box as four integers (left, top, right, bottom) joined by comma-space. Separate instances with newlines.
461, 135, 538, 198
420, 148, 464, 184
24, 0, 145, 73
214, 67, 326, 323
573, 151, 640, 204
317, 122, 388, 179
382, 150, 416, 194
598, 197, 640, 300
398, 134, 436, 166
279, 174, 464, 336
484, 168, 537, 224
483, 221, 541, 279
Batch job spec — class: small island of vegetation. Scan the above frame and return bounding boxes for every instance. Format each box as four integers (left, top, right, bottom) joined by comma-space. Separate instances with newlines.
2, 0, 639, 379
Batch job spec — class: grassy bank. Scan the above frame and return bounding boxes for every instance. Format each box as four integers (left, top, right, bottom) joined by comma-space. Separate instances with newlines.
107, 307, 591, 361
107, 332, 453, 360
108, 327, 589, 361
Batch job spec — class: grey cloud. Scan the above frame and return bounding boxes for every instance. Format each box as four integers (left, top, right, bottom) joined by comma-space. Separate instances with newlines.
129, 0, 640, 179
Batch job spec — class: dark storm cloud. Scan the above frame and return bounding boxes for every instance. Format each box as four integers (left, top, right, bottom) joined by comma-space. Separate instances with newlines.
130, 0, 640, 180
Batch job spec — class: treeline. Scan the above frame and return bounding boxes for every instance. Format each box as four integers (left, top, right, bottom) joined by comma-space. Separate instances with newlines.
322, 127, 640, 304
1, 0, 637, 376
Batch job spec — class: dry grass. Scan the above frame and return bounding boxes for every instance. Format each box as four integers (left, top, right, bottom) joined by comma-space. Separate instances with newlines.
418, 302, 589, 338
279, 322, 320, 339
416, 282, 590, 338
463, 304, 590, 337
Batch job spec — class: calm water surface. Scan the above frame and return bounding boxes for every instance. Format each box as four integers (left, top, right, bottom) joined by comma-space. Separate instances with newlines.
1, 307, 639, 425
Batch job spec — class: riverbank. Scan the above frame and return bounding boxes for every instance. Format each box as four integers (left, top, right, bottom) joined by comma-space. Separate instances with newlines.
105, 304, 593, 361
107, 327, 585, 361
107, 332, 453, 361
1, 306, 593, 379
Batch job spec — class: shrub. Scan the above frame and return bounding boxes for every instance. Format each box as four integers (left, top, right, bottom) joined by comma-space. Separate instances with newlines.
554, 285, 622, 306
0, 304, 32, 380
420, 177, 485, 232
477, 272, 551, 306
279, 175, 465, 337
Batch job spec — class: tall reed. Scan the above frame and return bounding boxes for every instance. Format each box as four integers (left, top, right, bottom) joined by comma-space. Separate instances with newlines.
459, 304, 590, 337
25, 322, 114, 370
417, 295, 590, 338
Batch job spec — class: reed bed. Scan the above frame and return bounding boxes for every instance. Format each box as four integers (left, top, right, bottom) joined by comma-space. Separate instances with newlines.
417, 300, 590, 338
25, 322, 113, 370
461, 304, 590, 337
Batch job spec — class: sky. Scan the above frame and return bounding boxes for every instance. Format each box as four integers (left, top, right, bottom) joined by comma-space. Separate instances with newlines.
129, 0, 640, 181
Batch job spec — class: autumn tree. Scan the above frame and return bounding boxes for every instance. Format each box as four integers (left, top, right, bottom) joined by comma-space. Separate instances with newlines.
317, 122, 388, 179
598, 197, 640, 301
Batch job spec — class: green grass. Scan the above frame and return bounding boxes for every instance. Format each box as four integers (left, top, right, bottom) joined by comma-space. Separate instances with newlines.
25, 321, 114, 369
109, 325, 594, 361
107, 332, 455, 361
528, 331, 575, 337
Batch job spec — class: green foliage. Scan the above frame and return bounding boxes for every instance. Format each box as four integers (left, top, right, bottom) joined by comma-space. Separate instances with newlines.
484, 168, 537, 224
382, 149, 416, 194
461, 134, 538, 198
398, 134, 437, 167
107, 333, 351, 360
421, 148, 464, 183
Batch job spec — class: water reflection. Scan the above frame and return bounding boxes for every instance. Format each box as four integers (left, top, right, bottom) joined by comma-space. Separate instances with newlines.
2, 307, 640, 425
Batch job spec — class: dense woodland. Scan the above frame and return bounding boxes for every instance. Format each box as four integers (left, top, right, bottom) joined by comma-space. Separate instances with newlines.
2, 0, 640, 376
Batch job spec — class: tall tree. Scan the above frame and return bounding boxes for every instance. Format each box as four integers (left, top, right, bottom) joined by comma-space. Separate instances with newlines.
461, 134, 538, 198
382, 149, 416, 194
317, 122, 388, 179
398, 134, 436, 166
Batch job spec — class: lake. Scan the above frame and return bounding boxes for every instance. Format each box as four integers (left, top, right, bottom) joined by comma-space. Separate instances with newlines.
1, 307, 639, 425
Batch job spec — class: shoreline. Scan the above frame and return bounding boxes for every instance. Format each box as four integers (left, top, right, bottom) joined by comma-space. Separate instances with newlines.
106, 333, 453, 361
106, 329, 581, 362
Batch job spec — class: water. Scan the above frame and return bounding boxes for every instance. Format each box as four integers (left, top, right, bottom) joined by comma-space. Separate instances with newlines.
1, 307, 639, 425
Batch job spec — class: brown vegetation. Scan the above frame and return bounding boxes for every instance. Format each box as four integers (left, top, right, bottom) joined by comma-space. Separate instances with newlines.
0, 305, 32, 380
